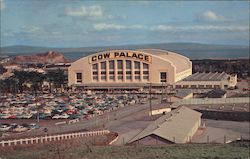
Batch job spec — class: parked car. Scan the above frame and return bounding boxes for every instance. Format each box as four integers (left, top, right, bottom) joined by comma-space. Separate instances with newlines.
52, 114, 60, 119
13, 125, 29, 132
68, 114, 82, 119
10, 123, 18, 129
0, 124, 11, 131
28, 123, 40, 129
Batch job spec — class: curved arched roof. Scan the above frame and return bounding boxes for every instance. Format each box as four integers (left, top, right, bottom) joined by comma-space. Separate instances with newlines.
138, 49, 191, 73
73, 49, 191, 74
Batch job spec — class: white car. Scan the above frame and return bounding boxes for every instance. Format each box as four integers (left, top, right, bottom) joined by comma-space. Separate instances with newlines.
52, 114, 61, 119
21, 114, 33, 119
52, 114, 69, 119
59, 114, 69, 119
0, 125, 11, 131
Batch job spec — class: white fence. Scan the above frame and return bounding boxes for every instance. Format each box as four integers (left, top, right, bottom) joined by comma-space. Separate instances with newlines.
171, 97, 249, 108
0, 130, 110, 147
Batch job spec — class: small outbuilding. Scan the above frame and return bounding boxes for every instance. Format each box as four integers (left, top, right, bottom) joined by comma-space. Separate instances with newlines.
171, 89, 193, 102
128, 106, 202, 145
203, 89, 227, 98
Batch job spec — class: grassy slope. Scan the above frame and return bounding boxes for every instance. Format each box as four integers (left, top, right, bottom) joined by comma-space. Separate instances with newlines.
1, 142, 249, 159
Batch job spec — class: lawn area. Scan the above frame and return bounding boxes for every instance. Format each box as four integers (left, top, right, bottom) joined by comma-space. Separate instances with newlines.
0, 140, 249, 159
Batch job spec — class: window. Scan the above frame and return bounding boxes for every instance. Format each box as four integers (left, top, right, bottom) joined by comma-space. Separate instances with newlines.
126, 60, 132, 69
135, 71, 140, 74
109, 71, 114, 74
135, 76, 140, 80
143, 63, 149, 69
92, 63, 98, 81
191, 85, 197, 88
214, 85, 220, 89
160, 72, 167, 82
92, 63, 98, 70
126, 71, 132, 74
134, 61, 140, 69
117, 60, 123, 69
206, 85, 212, 88
109, 60, 114, 69
76, 73, 82, 83
126, 76, 132, 80
101, 62, 106, 69
198, 85, 204, 88
175, 85, 182, 88
109, 76, 115, 80
93, 76, 98, 80
101, 76, 106, 80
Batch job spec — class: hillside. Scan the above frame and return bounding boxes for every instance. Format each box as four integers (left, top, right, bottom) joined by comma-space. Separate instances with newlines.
1, 43, 249, 55
0, 142, 249, 159
1, 43, 249, 60
12, 51, 68, 64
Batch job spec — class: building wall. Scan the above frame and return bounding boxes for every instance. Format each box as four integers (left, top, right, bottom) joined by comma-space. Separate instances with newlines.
228, 74, 237, 87
175, 68, 192, 83
185, 117, 201, 143
175, 80, 225, 89
68, 50, 192, 86
174, 74, 237, 90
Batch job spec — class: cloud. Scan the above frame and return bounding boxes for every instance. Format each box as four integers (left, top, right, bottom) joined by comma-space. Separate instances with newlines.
0, 0, 5, 10
65, 5, 104, 20
93, 23, 145, 31
93, 23, 248, 33
21, 26, 42, 34
150, 24, 248, 32
197, 10, 225, 22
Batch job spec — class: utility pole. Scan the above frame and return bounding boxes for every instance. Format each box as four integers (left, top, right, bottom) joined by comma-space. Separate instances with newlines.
149, 82, 152, 116
161, 82, 163, 103
36, 96, 39, 123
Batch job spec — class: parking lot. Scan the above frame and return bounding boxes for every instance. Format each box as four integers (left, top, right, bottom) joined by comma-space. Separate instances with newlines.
1, 87, 249, 144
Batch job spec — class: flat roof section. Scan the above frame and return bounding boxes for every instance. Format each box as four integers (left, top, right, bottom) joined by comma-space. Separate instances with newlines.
183, 72, 228, 81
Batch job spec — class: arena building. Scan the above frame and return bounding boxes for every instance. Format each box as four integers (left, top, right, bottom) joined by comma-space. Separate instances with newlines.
68, 49, 192, 89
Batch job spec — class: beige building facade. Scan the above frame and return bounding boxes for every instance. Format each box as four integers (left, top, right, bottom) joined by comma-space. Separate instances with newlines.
68, 49, 192, 88
174, 72, 237, 89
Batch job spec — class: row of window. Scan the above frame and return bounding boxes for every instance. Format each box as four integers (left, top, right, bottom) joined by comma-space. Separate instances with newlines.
76, 61, 168, 83
76, 72, 167, 83
92, 60, 149, 70
92, 60, 149, 82
92, 70, 149, 75
175, 85, 220, 88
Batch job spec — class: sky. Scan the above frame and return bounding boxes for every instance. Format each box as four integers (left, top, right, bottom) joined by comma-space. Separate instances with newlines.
0, 0, 249, 48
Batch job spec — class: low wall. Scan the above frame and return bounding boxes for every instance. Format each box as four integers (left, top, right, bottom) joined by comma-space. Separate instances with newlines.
0, 129, 110, 147
171, 97, 249, 108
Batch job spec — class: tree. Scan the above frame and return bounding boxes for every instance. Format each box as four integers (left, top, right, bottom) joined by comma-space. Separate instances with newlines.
28, 71, 45, 94
0, 77, 18, 95
46, 69, 67, 93
12, 70, 29, 93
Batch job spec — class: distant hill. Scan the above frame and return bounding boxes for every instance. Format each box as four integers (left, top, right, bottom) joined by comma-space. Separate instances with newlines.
1, 43, 249, 60
12, 51, 68, 64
